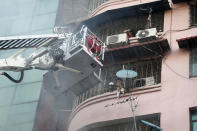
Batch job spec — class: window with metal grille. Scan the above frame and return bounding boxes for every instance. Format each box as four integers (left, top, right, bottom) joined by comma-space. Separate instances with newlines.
190, 1, 197, 26
190, 108, 197, 131
102, 58, 161, 89
190, 48, 197, 77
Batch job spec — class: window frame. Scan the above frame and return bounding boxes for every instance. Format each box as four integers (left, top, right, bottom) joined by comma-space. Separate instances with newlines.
190, 107, 197, 131
189, 1, 197, 27
189, 48, 197, 78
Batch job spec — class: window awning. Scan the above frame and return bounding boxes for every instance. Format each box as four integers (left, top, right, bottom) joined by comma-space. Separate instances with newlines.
79, 0, 170, 30
177, 35, 197, 48
104, 39, 170, 64
0, 34, 63, 50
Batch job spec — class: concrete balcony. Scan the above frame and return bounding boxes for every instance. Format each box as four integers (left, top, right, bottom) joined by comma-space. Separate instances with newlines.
89, 0, 170, 17
68, 83, 161, 131
71, 0, 171, 33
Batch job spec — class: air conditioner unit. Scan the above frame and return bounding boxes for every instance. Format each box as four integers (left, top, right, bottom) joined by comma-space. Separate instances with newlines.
134, 77, 155, 87
144, 77, 155, 86
136, 28, 158, 42
106, 33, 128, 46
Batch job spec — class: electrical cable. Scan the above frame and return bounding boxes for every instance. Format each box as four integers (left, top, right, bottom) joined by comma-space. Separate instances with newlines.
159, 4, 197, 39
143, 5, 197, 80
163, 61, 190, 79
139, 6, 190, 79
141, 45, 197, 80
159, 26, 197, 39
0, 71, 24, 83
0, 65, 51, 83
169, 8, 173, 47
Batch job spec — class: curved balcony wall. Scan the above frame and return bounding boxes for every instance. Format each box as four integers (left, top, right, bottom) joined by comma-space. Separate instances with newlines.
88, 0, 110, 13
69, 83, 162, 131
89, 0, 170, 17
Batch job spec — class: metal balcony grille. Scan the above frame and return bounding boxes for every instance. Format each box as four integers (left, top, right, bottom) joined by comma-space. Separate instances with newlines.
72, 58, 161, 109
92, 11, 164, 42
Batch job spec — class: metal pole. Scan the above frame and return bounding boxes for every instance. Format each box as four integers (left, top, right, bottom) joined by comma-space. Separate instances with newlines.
130, 95, 138, 131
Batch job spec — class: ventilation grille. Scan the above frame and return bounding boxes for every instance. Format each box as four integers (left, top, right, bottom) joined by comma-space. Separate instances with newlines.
108, 36, 119, 43
106, 33, 127, 45
137, 30, 150, 38
136, 28, 157, 42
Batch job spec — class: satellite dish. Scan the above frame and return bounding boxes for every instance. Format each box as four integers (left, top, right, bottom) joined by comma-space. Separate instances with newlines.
116, 69, 137, 79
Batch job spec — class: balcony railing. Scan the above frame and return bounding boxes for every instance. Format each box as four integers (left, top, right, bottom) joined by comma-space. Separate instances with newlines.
90, 11, 164, 42
88, 0, 109, 12
72, 58, 161, 110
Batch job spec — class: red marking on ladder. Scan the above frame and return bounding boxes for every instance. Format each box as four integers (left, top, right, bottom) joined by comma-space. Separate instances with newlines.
96, 56, 98, 60
88, 49, 91, 53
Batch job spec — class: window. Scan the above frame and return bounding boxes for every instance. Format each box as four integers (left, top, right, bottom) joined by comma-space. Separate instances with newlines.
190, 48, 197, 77
190, 109, 197, 131
190, 1, 197, 26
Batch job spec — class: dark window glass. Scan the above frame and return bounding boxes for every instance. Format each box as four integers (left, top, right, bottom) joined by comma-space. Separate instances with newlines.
191, 109, 197, 131
190, 2, 197, 26
190, 48, 197, 77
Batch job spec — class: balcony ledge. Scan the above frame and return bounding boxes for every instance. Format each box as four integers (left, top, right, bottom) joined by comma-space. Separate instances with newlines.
68, 83, 161, 125
106, 38, 168, 52
90, 0, 170, 17
104, 38, 170, 64
80, 0, 170, 30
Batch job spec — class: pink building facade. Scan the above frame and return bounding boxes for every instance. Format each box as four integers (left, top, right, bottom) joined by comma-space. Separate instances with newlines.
68, 0, 197, 131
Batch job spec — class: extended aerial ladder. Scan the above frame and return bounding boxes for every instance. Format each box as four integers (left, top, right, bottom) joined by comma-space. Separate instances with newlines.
0, 25, 105, 94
